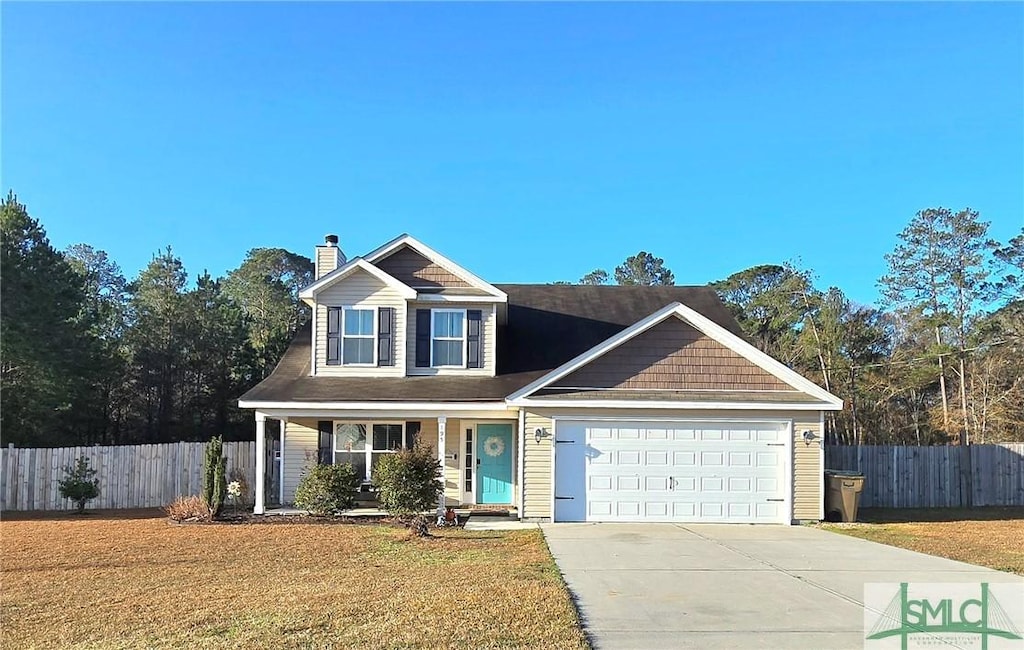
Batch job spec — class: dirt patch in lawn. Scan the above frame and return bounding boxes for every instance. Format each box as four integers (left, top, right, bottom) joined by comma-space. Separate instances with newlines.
1, 515, 588, 649
820, 507, 1024, 575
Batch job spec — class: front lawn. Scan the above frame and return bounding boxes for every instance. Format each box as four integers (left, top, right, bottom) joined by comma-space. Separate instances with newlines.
1, 512, 588, 649
819, 507, 1024, 575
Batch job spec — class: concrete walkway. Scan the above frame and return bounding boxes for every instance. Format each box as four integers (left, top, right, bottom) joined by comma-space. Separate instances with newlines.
542, 523, 1023, 649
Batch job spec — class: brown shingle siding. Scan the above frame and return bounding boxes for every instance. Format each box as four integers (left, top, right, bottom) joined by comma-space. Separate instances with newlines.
551, 317, 794, 392
374, 246, 470, 289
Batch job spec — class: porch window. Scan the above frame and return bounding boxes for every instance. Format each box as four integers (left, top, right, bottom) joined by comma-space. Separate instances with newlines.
333, 421, 412, 482
431, 309, 465, 367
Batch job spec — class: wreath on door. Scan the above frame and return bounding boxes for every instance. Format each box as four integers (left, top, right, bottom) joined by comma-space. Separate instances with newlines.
483, 436, 505, 457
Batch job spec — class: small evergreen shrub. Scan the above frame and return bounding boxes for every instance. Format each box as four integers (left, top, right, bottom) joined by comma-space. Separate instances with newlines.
294, 464, 359, 516
164, 495, 210, 522
58, 456, 100, 513
373, 444, 442, 536
202, 436, 228, 519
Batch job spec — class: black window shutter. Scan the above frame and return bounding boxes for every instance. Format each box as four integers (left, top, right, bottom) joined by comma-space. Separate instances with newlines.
326, 308, 341, 365
317, 421, 333, 464
415, 309, 431, 367
467, 309, 483, 368
405, 421, 421, 450
377, 307, 395, 367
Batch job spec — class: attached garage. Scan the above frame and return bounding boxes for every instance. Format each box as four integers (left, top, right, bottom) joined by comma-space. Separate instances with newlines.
553, 419, 791, 524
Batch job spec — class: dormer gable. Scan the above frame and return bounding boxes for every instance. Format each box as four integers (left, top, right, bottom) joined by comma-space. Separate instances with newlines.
364, 234, 507, 303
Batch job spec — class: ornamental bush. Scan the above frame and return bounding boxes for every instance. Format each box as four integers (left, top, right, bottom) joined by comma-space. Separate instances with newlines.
201, 436, 227, 519
58, 456, 100, 513
373, 444, 443, 536
164, 495, 209, 522
294, 463, 359, 516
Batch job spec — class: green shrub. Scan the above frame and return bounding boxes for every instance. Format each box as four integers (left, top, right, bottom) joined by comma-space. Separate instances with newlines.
164, 495, 209, 522
202, 436, 227, 519
294, 463, 359, 516
373, 444, 442, 536
58, 456, 100, 513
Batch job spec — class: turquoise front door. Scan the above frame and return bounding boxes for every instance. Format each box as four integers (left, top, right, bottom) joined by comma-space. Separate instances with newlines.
476, 423, 513, 504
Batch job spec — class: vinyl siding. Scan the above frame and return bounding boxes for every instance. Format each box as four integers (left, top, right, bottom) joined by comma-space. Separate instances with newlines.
373, 246, 470, 289
521, 408, 825, 523
315, 246, 342, 280
282, 418, 320, 504
551, 317, 792, 391
314, 267, 407, 377
406, 302, 497, 376
523, 411, 554, 519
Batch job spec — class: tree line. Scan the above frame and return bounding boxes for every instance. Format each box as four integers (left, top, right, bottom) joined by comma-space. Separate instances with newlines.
1, 192, 312, 446
2, 191, 1021, 447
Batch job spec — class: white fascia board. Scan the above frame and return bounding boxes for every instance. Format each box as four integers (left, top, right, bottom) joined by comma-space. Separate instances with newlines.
415, 293, 504, 303
298, 257, 416, 301
506, 301, 844, 408
363, 234, 507, 302
237, 399, 512, 412
507, 398, 843, 411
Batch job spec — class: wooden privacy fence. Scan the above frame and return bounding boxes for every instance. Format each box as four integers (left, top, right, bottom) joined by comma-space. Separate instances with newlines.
1, 441, 258, 511
826, 444, 1024, 508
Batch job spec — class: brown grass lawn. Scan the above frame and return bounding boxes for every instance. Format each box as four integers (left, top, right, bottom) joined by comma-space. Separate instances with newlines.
1, 512, 588, 649
819, 507, 1024, 575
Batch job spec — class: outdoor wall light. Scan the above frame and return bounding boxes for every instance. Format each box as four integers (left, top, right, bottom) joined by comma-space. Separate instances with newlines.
802, 430, 818, 445
534, 428, 547, 443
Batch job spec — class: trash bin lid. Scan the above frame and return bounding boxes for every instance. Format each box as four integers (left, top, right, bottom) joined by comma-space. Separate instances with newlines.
824, 470, 863, 477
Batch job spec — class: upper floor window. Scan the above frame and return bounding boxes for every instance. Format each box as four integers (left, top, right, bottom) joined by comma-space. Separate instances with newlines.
343, 308, 375, 364
327, 306, 379, 366
431, 309, 465, 367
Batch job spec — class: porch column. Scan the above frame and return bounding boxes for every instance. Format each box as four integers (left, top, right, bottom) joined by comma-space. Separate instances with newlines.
279, 417, 288, 506
254, 412, 266, 515
437, 416, 447, 516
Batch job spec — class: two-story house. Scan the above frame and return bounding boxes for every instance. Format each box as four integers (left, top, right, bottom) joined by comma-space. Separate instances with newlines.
238, 234, 842, 524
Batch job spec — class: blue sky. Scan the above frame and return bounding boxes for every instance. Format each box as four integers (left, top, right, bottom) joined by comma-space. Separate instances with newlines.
3, 2, 1022, 307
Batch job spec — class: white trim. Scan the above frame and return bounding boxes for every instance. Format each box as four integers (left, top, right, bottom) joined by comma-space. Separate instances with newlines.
332, 420, 408, 482
819, 410, 825, 521
548, 414, 807, 423
299, 257, 416, 302
254, 412, 267, 515
339, 306, 377, 366
460, 424, 476, 504
430, 308, 468, 369
785, 419, 794, 525
511, 399, 841, 411
237, 400, 511, 411
549, 418, 557, 522
310, 309, 317, 376
518, 408, 526, 520
362, 234, 507, 301
415, 294, 504, 303
437, 416, 447, 514
506, 302, 844, 408
278, 417, 287, 506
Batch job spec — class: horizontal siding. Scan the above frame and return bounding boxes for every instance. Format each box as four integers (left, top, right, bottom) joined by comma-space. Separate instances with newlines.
283, 419, 320, 504
523, 412, 553, 519
524, 408, 825, 523
315, 246, 342, 280
406, 302, 496, 376
553, 317, 792, 391
314, 268, 407, 377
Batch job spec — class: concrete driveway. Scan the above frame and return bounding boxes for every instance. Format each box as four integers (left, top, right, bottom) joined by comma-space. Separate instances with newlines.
541, 523, 1023, 649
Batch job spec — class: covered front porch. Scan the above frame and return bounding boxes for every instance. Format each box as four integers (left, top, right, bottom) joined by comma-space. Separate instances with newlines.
252, 405, 524, 518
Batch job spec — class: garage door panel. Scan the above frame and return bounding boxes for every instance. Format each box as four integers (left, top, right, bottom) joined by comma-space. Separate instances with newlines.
554, 419, 790, 524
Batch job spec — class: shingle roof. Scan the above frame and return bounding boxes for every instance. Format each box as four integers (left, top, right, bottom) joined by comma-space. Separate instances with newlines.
239, 285, 747, 404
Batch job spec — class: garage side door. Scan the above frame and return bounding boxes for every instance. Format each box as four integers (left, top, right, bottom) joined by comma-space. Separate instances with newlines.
553, 420, 790, 524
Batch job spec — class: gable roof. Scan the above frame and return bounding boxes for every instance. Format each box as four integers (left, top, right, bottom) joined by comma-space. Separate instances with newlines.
506, 301, 843, 408
241, 285, 753, 405
297, 257, 416, 304
363, 234, 507, 301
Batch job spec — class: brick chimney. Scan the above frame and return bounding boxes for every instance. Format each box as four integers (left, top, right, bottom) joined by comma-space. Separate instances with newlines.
315, 234, 346, 280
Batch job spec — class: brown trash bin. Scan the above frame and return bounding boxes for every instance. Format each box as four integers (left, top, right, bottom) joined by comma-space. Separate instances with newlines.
824, 471, 865, 522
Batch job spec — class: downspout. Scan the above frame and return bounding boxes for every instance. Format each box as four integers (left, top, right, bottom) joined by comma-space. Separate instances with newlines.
518, 408, 526, 521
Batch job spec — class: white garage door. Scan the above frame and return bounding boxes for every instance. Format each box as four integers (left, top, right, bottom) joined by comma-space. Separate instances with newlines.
553, 420, 790, 524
